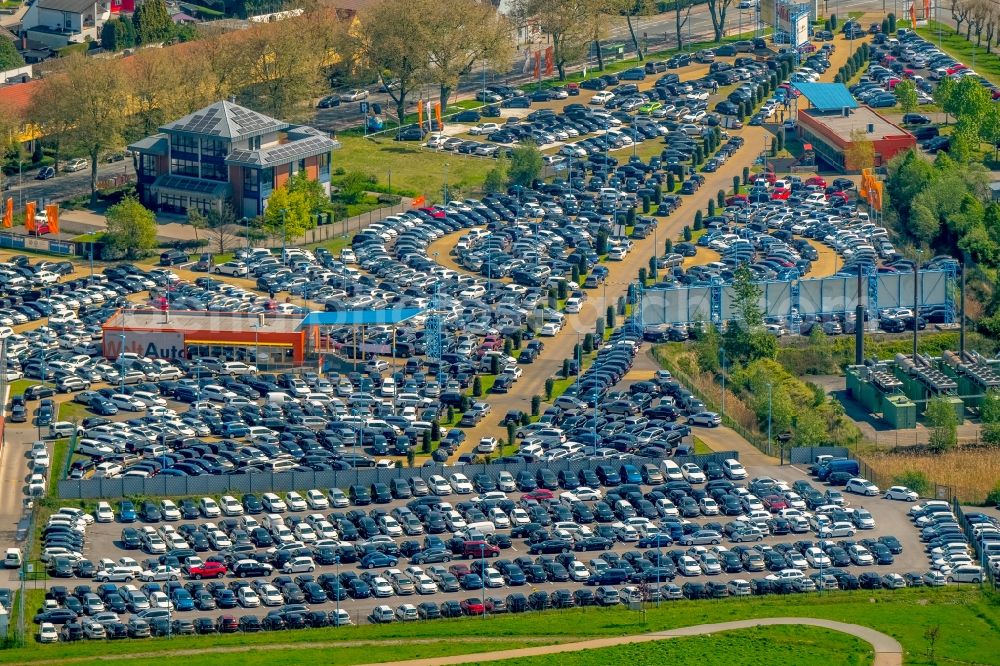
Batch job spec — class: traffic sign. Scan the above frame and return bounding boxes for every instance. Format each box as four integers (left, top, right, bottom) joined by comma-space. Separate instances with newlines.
360, 101, 369, 114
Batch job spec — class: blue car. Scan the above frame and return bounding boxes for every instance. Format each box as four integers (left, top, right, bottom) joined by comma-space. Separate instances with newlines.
221, 422, 249, 438
117, 500, 137, 523
360, 552, 398, 569
170, 589, 194, 611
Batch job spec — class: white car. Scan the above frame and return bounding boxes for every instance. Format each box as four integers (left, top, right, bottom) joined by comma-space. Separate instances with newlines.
199, 497, 221, 518
428, 475, 452, 496
817, 521, 856, 538
848, 545, 874, 566
497, 471, 516, 492
156, 500, 181, 521
328, 488, 350, 508
213, 261, 247, 277
449, 473, 473, 494
805, 547, 831, 568
688, 411, 722, 427
590, 91, 615, 105
282, 556, 316, 573
574, 486, 603, 501
539, 322, 561, 336
94, 501, 114, 523
219, 496, 243, 517
765, 568, 805, 582
845, 478, 880, 496
884, 486, 919, 501
680, 463, 706, 483
285, 491, 307, 511
306, 489, 329, 510
39, 622, 58, 643
261, 493, 287, 512
238, 587, 261, 607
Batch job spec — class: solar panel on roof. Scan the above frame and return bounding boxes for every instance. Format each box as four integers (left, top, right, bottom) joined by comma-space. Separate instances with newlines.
793, 83, 858, 111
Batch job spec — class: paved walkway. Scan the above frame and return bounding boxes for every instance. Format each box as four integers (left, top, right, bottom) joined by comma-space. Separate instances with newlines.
358, 617, 903, 666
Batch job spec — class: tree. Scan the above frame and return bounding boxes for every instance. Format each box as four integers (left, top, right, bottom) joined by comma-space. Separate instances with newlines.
262, 171, 325, 242
105, 197, 157, 259
351, 0, 427, 127
127, 46, 188, 142
893, 470, 930, 496
526, 0, 593, 80
0, 37, 25, 71
673, 0, 694, 51
792, 410, 828, 446
483, 155, 508, 194
205, 203, 240, 257
421, 0, 514, 110
132, 0, 173, 45
187, 209, 207, 246
925, 397, 958, 453
981, 389, 1000, 423
894, 79, 919, 115
508, 143, 543, 187
101, 17, 136, 51
611, 0, 653, 59
30, 54, 127, 205
723, 264, 776, 364
845, 128, 875, 171
473, 376, 483, 396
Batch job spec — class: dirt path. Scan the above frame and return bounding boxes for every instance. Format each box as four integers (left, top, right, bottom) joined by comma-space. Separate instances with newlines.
359, 617, 903, 666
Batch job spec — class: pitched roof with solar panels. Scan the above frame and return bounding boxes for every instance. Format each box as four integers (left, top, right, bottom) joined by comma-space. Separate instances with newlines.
160, 101, 287, 140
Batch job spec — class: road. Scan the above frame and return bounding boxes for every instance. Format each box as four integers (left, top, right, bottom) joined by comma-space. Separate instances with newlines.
447, 27, 864, 463
0, 0, 914, 206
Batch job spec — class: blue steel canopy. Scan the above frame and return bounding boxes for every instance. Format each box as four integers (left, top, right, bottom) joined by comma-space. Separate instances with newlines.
792, 83, 858, 111
297, 308, 426, 329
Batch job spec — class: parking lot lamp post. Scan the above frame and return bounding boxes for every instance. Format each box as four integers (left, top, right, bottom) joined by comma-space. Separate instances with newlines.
481, 549, 486, 619
720, 347, 726, 420
443, 163, 450, 203
336, 557, 341, 623
766, 382, 773, 456
280, 208, 287, 261
631, 119, 637, 158
119, 333, 126, 393
242, 217, 250, 253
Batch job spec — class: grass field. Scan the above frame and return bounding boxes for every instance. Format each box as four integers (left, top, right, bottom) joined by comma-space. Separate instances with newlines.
916, 21, 1000, 86
864, 447, 999, 504
335, 136, 493, 201
5, 587, 999, 665
491, 625, 871, 666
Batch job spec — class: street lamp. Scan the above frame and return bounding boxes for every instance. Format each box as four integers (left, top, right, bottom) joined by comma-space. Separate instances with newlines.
443, 163, 450, 203
242, 217, 250, 253
720, 347, 726, 420
766, 382, 773, 456
280, 208, 287, 261
119, 333, 126, 394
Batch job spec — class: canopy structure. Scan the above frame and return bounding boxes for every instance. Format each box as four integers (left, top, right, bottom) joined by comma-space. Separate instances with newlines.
297, 308, 426, 329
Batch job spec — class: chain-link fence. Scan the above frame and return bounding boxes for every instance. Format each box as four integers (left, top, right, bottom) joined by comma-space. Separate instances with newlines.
952, 498, 998, 589
58, 451, 740, 500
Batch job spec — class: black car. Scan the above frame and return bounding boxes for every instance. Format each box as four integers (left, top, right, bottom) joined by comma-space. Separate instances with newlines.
396, 127, 426, 141
902, 113, 931, 125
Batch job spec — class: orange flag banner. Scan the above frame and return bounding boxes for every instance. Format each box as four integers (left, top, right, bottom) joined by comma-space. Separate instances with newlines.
24, 201, 35, 233
46, 204, 59, 234
434, 102, 442, 130
3, 198, 11, 229
417, 99, 423, 130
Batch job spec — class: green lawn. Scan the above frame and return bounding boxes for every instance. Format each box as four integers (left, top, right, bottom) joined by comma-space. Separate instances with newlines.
5, 588, 998, 665
57, 400, 89, 423
917, 21, 1000, 86
492, 625, 870, 666
9, 379, 45, 397
692, 435, 714, 454
48, 438, 70, 498
335, 136, 493, 202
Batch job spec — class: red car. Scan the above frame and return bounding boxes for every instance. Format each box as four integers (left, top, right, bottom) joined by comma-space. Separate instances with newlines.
762, 495, 788, 513
460, 597, 493, 615
770, 187, 790, 201
725, 194, 749, 206
449, 563, 472, 579
805, 176, 826, 188
522, 489, 554, 502
418, 206, 446, 219
186, 561, 227, 579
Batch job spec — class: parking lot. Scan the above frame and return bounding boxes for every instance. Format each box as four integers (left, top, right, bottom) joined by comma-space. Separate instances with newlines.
32, 450, 980, 639
6, 20, 995, 647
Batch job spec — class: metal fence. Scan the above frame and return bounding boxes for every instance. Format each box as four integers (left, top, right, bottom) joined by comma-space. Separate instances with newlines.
58, 451, 740, 500
788, 446, 850, 465
951, 498, 999, 589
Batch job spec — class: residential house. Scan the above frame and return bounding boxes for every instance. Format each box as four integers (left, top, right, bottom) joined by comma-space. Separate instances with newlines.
21, 0, 110, 49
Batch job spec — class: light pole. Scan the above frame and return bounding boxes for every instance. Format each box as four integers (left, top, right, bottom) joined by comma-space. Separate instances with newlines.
242, 217, 250, 253
280, 208, 287, 261
119, 333, 126, 394
443, 163, 450, 203
766, 382, 773, 456
720, 347, 726, 420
